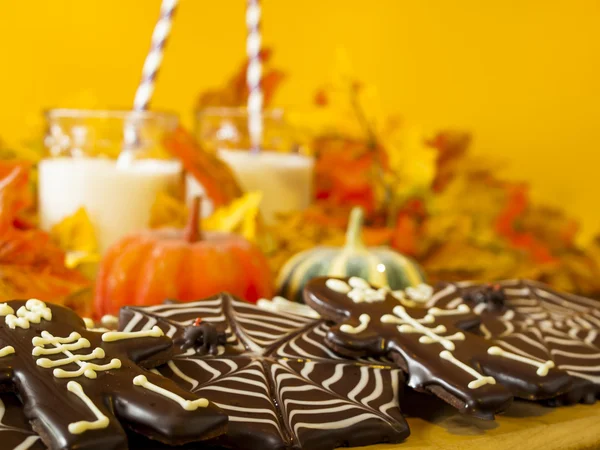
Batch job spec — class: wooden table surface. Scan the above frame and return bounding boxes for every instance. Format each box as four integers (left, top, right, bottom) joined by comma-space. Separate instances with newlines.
361, 391, 600, 450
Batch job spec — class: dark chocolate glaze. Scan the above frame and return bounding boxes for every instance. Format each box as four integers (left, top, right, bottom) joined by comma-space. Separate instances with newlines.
0, 300, 227, 450
0, 393, 45, 449
304, 277, 574, 419
120, 294, 409, 450
441, 279, 600, 405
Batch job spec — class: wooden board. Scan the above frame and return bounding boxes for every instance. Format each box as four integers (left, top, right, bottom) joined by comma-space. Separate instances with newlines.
359, 391, 600, 450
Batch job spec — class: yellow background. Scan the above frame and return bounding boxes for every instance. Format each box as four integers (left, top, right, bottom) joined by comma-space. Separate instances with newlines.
1, 1, 599, 241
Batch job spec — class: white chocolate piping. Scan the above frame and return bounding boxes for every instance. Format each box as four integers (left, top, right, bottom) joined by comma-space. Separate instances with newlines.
257, 297, 321, 319
32, 337, 91, 356
37, 348, 104, 368
0, 303, 14, 316
405, 284, 434, 303
428, 304, 471, 316
488, 346, 555, 376
101, 326, 164, 342
67, 381, 110, 434
33, 331, 121, 379
325, 279, 351, 294
4, 299, 52, 329
439, 350, 496, 389
0, 346, 15, 357
390, 290, 406, 301
473, 303, 487, 315
348, 277, 370, 290
326, 278, 387, 303
83, 318, 95, 329
381, 306, 465, 351
53, 359, 122, 379
32, 332, 81, 346
100, 315, 119, 327
340, 314, 371, 335
133, 375, 209, 410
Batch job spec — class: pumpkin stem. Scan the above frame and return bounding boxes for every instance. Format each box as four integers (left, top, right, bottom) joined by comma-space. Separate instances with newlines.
185, 196, 202, 243
344, 207, 366, 251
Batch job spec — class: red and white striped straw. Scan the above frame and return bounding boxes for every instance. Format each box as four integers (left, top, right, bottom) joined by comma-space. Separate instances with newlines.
246, 0, 263, 153
133, 0, 179, 111
120, 0, 179, 162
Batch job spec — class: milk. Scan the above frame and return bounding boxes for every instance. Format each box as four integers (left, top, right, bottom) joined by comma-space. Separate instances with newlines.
39, 157, 182, 253
187, 149, 314, 223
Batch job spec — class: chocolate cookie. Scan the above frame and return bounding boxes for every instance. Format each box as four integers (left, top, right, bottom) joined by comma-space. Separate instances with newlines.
0, 393, 45, 450
438, 279, 600, 405
0, 299, 227, 450
304, 277, 573, 419
120, 294, 409, 450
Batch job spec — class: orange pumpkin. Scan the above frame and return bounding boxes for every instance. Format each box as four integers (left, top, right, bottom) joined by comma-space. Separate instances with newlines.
94, 197, 273, 317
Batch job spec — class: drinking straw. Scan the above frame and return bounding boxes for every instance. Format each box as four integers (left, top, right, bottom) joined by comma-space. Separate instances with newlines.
246, 0, 263, 153
119, 0, 179, 165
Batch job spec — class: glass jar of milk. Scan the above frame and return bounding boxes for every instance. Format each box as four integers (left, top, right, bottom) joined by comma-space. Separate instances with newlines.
189, 107, 314, 223
39, 109, 183, 253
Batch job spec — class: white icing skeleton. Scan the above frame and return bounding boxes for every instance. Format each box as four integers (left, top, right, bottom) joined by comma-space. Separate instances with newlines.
32, 331, 122, 379
381, 305, 467, 351
326, 277, 497, 390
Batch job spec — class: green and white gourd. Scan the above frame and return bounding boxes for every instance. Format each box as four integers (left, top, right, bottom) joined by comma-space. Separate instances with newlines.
277, 207, 426, 303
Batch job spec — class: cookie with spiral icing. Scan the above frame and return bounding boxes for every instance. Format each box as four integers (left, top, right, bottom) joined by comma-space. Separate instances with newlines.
304, 277, 574, 420
436, 279, 600, 405
120, 294, 410, 450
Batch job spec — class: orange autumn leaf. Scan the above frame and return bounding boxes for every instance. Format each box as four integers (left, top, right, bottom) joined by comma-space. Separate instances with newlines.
362, 227, 393, 246
163, 126, 243, 210
196, 48, 285, 109
427, 131, 472, 192
0, 162, 31, 232
313, 137, 382, 213
495, 184, 556, 264
0, 161, 89, 310
391, 213, 420, 257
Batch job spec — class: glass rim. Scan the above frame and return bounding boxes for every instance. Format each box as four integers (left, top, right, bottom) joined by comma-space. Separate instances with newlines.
45, 108, 180, 123
195, 106, 285, 119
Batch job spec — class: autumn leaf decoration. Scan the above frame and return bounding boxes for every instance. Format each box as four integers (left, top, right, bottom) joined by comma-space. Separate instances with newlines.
0, 161, 89, 309
50, 207, 101, 270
